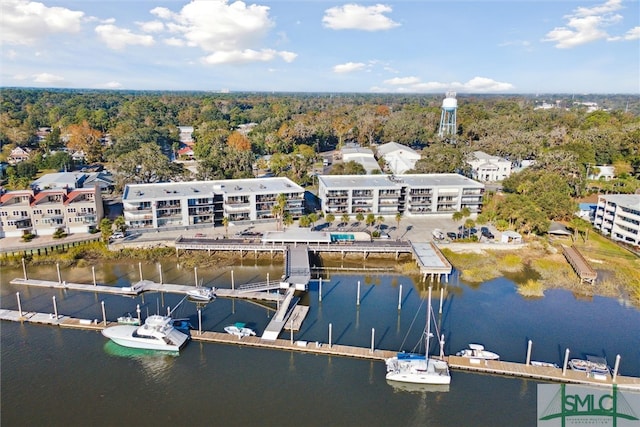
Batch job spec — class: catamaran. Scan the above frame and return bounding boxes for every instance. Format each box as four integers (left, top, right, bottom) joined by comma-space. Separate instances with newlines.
385, 286, 451, 385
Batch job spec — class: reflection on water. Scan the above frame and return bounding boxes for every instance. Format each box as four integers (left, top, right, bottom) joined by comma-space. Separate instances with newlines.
386, 380, 450, 394
103, 340, 178, 382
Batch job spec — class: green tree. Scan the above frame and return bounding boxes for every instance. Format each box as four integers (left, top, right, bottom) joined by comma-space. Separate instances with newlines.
325, 213, 335, 228
113, 216, 127, 233
100, 218, 112, 243
222, 216, 229, 238
341, 213, 350, 226
113, 143, 184, 187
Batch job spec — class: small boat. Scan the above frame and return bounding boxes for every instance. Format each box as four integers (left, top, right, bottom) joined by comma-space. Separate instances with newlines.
117, 313, 140, 326
385, 287, 451, 385
456, 343, 500, 360
569, 356, 610, 375
224, 322, 256, 338
531, 360, 559, 368
102, 314, 190, 352
186, 286, 216, 302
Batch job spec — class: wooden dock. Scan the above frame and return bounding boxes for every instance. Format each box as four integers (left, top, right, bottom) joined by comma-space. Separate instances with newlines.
2, 308, 639, 391
562, 245, 598, 284
8, 278, 285, 302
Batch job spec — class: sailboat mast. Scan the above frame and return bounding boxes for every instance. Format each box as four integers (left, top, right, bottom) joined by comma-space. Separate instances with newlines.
426, 286, 432, 357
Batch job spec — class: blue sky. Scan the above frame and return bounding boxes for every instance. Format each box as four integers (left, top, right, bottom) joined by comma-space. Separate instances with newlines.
1, 0, 639, 93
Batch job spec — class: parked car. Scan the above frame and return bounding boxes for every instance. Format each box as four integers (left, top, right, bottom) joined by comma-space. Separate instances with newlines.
446, 232, 457, 240
112, 231, 125, 239
481, 227, 494, 239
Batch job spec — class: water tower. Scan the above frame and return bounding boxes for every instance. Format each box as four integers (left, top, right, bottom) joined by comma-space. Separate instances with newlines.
438, 91, 457, 141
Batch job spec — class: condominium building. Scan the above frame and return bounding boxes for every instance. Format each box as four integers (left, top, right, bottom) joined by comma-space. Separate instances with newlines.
317, 173, 484, 216
122, 177, 305, 230
0, 186, 103, 238
593, 194, 640, 247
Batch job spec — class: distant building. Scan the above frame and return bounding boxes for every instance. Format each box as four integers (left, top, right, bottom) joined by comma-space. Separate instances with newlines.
178, 126, 194, 143
317, 173, 484, 216
341, 146, 381, 174
466, 151, 512, 182
376, 142, 421, 175
0, 186, 103, 237
8, 147, 32, 165
588, 165, 615, 181
593, 194, 640, 247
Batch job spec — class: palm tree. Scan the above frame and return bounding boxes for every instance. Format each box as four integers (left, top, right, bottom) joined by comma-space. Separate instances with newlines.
271, 193, 288, 230
222, 216, 229, 238
376, 215, 384, 230
356, 212, 364, 224
325, 213, 335, 228
366, 213, 376, 229
395, 212, 402, 231
283, 212, 294, 230
341, 213, 350, 227
452, 211, 464, 236
308, 212, 319, 230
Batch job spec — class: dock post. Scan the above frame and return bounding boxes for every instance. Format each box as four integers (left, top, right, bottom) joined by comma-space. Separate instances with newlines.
138, 262, 143, 282
319, 277, 322, 302
357, 281, 361, 306
92, 266, 96, 286
562, 349, 570, 376
613, 354, 621, 382
290, 317, 293, 344
52, 296, 58, 319
56, 262, 61, 284
370, 328, 375, 353
136, 304, 141, 324
329, 323, 332, 348
194, 267, 198, 287
22, 257, 27, 280
526, 340, 532, 365
440, 334, 445, 358
439, 287, 444, 314
267, 273, 269, 288
16, 292, 23, 318
101, 301, 106, 326
198, 309, 202, 335
231, 270, 235, 290
397, 284, 402, 311
158, 264, 163, 285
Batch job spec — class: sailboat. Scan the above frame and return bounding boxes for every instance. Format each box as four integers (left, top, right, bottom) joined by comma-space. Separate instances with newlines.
385, 286, 451, 385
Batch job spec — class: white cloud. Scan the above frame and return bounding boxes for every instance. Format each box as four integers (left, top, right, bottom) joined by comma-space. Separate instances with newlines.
381, 76, 514, 93
542, 0, 629, 48
137, 20, 165, 33
148, 0, 294, 65
0, 0, 84, 45
609, 26, 640, 41
33, 72, 64, 83
201, 49, 296, 65
95, 24, 155, 50
333, 62, 367, 73
384, 76, 421, 85
100, 81, 123, 89
323, 4, 400, 31
5, 49, 18, 60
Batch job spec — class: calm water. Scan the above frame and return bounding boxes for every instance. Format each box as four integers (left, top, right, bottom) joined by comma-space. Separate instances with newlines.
1, 260, 639, 427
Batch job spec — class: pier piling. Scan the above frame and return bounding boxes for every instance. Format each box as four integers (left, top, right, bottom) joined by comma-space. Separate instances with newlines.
562, 349, 570, 376
370, 328, 375, 353
526, 340, 532, 365
138, 262, 143, 282
53, 296, 58, 319
329, 323, 333, 348
56, 263, 61, 284
16, 292, 22, 317
198, 309, 202, 335
92, 266, 96, 286
397, 284, 402, 310
22, 257, 27, 280
319, 277, 322, 302
357, 281, 361, 306
613, 354, 621, 382
101, 301, 106, 326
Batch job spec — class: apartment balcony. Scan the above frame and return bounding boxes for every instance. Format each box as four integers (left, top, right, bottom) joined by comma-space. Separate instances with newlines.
224, 204, 251, 213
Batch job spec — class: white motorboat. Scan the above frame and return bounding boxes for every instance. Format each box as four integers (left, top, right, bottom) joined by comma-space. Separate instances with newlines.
186, 286, 216, 302
102, 314, 189, 352
117, 313, 140, 326
456, 343, 500, 360
569, 356, 610, 375
385, 287, 451, 385
224, 322, 256, 338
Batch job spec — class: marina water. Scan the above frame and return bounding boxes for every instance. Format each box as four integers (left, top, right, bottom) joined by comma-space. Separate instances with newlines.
1, 260, 639, 426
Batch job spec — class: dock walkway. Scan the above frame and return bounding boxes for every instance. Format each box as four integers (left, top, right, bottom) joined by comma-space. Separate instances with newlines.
562, 245, 598, 284
2, 308, 639, 391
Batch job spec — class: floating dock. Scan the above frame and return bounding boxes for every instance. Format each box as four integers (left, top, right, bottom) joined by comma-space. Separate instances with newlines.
2, 308, 639, 391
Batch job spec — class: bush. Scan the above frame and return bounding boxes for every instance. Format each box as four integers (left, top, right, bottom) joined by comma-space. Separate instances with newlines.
52, 228, 67, 239
21, 232, 35, 242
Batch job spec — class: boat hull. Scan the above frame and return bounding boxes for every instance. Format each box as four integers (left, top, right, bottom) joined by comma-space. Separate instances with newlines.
102, 322, 189, 352
385, 355, 451, 385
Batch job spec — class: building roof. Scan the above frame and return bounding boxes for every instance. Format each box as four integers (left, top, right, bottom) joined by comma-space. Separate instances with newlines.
598, 194, 640, 209
376, 142, 419, 157
123, 177, 304, 202
318, 173, 483, 189
31, 172, 84, 190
